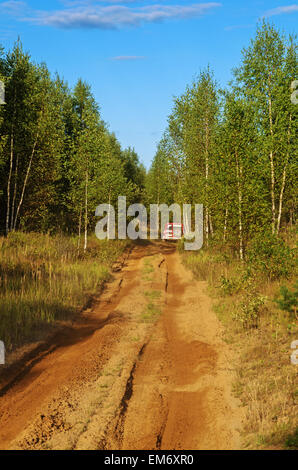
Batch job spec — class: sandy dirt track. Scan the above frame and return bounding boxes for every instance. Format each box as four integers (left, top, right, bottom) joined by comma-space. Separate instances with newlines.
0, 242, 243, 450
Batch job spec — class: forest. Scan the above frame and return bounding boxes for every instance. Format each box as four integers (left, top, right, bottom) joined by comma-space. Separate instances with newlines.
0, 40, 146, 241
147, 22, 297, 260
0, 23, 296, 254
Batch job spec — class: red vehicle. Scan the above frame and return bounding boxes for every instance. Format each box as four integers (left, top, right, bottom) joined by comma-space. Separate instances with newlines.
162, 223, 184, 240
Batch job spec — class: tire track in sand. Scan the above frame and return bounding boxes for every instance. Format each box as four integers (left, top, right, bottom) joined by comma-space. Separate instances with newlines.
101, 248, 243, 450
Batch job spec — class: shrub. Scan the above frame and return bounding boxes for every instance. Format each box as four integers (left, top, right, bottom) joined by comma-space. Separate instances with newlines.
274, 281, 298, 320
234, 288, 267, 329
246, 232, 295, 280
285, 428, 298, 449
219, 275, 241, 296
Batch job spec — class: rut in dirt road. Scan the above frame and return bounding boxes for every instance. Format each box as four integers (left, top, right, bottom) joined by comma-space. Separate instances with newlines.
0, 242, 243, 450
100, 248, 243, 450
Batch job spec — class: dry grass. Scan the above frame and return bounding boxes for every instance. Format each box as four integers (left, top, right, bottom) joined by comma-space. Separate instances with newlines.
181, 244, 298, 450
0, 232, 128, 350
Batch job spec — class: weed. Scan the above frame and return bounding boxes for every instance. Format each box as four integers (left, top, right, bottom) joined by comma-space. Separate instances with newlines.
285, 428, 298, 449
144, 290, 161, 300
234, 290, 267, 329
0, 233, 128, 350
274, 282, 298, 320
141, 302, 161, 322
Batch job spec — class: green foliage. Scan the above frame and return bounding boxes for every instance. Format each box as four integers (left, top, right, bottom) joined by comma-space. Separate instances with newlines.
0, 41, 145, 237
145, 137, 174, 207
147, 21, 297, 262
219, 275, 241, 296
285, 428, 298, 449
246, 232, 295, 280
144, 290, 161, 300
234, 289, 267, 329
122, 147, 146, 195
274, 282, 298, 318
141, 301, 161, 322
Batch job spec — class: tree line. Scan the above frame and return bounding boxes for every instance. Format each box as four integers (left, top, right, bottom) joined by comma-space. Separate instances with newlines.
146, 21, 297, 259
0, 22, 297, 261
0, 40, 145, 249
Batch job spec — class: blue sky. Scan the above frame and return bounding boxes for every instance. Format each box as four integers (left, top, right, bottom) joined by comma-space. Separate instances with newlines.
0, 1, 297, 168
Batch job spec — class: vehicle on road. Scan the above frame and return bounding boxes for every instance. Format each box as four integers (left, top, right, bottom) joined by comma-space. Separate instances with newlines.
162, 223, 184, 240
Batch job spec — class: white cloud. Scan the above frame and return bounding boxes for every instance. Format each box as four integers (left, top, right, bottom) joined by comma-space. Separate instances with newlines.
111, 55, 146, 60
60, 0, 137, 5
0, 0, 27, 15
224, 24, 253, 31
264, 4, 298, 17
20, 3, 222, 30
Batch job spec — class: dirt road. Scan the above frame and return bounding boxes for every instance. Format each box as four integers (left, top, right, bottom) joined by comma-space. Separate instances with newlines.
0, 242, 243, 450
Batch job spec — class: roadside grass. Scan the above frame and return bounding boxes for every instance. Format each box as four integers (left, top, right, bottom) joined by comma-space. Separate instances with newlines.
181, 243, 297, 450
0, 232, 129, 350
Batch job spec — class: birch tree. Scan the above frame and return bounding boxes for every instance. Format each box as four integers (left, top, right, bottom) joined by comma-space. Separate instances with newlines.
234, 21, 297, 235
